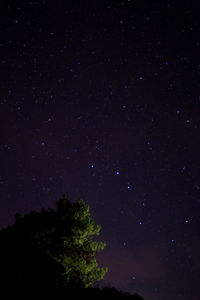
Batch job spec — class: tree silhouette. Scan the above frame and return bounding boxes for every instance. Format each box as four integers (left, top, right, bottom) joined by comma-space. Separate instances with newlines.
0, 195, 108, 290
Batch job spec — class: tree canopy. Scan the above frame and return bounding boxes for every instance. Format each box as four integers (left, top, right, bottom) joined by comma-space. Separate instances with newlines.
0, 195, 108, 290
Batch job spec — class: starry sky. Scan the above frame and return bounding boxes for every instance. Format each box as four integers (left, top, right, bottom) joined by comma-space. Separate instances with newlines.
1, 1, 200, 299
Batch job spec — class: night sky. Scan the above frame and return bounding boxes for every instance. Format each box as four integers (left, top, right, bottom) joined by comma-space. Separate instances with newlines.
1, 1, 200, 299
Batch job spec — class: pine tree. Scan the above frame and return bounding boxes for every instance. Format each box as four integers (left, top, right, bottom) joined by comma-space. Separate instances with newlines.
34, 195, 108, 287
0, 195, 108, 289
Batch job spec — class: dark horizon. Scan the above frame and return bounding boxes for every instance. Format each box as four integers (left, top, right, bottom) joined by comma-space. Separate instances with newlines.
1, 1, 200, 299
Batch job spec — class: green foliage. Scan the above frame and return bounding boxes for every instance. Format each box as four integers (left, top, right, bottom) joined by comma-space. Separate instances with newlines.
9, 195, 108, 288
44, 195, 108, 287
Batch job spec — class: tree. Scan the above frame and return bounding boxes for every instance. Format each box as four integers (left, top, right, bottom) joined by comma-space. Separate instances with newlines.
0, 195, 108, 290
